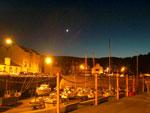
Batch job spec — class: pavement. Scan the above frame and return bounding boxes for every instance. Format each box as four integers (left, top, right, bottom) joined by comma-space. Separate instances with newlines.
2, 97, 33, 113
69, 93, 150, 113
1, 93, 150, 113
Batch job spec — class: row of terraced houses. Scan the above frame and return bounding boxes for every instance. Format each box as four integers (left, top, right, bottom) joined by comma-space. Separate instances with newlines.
0, 43, 61, 75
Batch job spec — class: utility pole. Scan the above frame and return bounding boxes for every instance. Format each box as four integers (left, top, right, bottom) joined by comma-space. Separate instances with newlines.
57, 73, 60, 113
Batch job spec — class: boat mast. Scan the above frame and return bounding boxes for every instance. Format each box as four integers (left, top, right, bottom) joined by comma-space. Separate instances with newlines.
72, 61, 76, 88
109, 39, 111, 91
85, 53, 87, 88
92, 52, 95, 67
136, 51, 139, 90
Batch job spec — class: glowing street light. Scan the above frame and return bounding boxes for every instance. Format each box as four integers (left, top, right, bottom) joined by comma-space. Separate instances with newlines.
45, 57, 52, 64
80, 65, 84, 69
121, 67, 125, 72
5, 38, 13, 45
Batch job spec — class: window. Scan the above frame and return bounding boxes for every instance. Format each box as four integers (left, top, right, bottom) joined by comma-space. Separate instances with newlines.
4, 66, 6, 71
10, 67, 12, 71
96, 69, 99, 71
24, 61, 27, 67
16, 68, 18, 73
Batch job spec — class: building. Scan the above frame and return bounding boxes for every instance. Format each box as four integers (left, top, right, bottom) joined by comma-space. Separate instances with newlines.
91, 64, 103, 75
0, 44, 41, 74
0, 57, 21, 75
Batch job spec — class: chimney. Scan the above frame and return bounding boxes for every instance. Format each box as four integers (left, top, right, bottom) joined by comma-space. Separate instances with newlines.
5, 57, 11, 65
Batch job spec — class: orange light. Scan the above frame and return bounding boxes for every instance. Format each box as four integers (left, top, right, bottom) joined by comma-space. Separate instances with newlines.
106, 67, 109, 72
45, 57, 52, 64
120, 74, 124, 77
121, 67, 125, 72
80, 65, 84, 70
5, 38, 13, 45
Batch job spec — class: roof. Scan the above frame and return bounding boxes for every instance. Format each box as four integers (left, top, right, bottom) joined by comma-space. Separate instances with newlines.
19, 46, 31, 53
0, 57, 21, 67
19, 45, 40, 55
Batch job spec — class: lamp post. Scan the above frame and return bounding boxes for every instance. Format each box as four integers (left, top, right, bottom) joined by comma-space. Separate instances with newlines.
4, 38, 13, 74
4, 38, 13, 90
5, 38, 13, 57
45, 57, 52, 75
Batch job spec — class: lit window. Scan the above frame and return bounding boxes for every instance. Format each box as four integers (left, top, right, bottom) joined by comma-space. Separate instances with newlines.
4, 66, 6, 71
10, 67, 12, 71
16, 68, 18, 72
24, 62, 27, 67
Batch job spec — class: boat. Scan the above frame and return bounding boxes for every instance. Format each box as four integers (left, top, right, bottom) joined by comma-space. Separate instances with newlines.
29, 97, 45, 109
88, 90, 95, 99
36, 84, 51, 96
0, 90, 21, 107
77, 88, 88, 101
0, 74, 57, 98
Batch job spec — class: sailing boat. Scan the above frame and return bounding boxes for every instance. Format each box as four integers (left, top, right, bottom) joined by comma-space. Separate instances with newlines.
36, 84, 51, 95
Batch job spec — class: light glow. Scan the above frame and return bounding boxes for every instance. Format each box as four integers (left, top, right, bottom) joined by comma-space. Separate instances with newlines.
121, 67, 125, 72
80, 65, 84, 70
46, 57, 52, 64
5, 38, 13, 45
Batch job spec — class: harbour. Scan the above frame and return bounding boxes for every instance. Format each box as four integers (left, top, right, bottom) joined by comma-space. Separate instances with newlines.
1, 1, 150, 112
0, 73, 149, 113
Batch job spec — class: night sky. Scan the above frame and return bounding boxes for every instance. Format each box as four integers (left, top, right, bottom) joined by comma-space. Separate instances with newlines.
0, 0, 150, 58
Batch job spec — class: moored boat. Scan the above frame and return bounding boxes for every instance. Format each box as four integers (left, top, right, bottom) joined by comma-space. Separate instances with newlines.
36, 84, 51, 96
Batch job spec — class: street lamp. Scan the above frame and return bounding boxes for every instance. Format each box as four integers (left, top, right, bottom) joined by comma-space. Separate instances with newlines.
5, 38, 13, 45
80, 65, 85, 70
45, 57, 52, 64
45, 57, 52, 75
4, 38, 13, 74
4, 38, 13, 57
121, 66, 125, 72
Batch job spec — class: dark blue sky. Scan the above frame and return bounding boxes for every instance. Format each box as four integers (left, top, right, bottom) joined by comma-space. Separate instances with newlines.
0, 0, 150, 58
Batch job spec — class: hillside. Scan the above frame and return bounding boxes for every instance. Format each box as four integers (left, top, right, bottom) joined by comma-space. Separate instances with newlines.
51, 52, 150, 75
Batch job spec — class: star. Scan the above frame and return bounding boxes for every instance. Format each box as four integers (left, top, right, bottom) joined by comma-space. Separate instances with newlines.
66, 29, 69, 32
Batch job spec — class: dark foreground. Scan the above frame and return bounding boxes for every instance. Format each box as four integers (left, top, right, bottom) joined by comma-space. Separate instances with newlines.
70, 93, 150, 113
1, 93, 150, 113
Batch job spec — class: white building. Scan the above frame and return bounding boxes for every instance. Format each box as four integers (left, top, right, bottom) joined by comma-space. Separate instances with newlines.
92, 64, 103, 75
